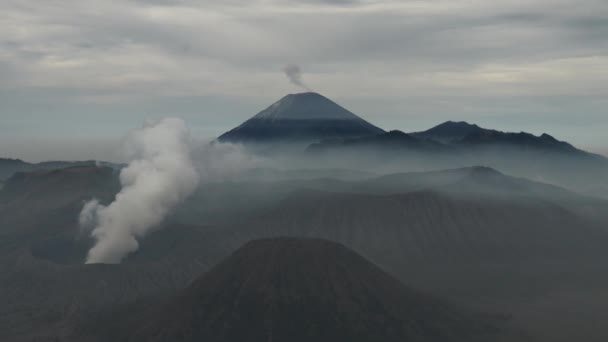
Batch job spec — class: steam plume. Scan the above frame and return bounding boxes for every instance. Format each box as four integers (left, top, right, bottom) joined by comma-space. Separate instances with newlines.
80, 118, 199, 264
282, 64, 311, 91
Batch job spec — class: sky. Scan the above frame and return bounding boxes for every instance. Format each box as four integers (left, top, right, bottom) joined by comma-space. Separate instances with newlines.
1, 0, 607, 162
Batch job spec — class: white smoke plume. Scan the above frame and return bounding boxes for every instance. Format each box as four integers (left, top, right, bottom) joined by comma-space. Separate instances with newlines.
80, 118, 199, 264
282, 64, 311, 91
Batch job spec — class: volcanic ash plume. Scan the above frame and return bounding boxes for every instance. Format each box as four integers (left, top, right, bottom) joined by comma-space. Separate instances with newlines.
282, 64, 311, 91
80, 118, 199, 264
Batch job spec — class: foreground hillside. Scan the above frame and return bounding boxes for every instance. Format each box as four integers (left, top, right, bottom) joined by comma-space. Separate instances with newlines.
1, 165, 608, 341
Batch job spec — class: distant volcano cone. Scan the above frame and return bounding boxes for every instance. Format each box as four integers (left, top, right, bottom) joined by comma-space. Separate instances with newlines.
218, 92, 384, 143
125, 238, 498, 342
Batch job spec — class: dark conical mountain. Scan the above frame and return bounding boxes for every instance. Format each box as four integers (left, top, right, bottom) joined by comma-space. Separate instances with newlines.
98, 238, 498, 342
218, 92, 384, 143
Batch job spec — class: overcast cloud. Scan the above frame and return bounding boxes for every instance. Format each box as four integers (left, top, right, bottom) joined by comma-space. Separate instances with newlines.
1, 0, 607, 161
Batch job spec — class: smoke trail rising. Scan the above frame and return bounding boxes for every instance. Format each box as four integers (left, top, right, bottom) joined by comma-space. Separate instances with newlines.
282, 64, 311, 91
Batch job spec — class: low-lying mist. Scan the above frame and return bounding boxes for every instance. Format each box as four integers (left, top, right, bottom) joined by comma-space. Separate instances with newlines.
70, 117, 608, 266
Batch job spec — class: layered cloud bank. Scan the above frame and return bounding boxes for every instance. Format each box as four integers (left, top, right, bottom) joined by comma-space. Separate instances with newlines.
80, 118, 199, 264
2, 0, 607, 158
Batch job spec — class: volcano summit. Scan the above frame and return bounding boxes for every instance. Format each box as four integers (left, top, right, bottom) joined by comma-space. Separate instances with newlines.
218, 92, 384, 143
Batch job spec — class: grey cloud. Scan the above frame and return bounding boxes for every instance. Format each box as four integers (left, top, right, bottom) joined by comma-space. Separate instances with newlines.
6, 0, 607, 70
0, 0, 607, 155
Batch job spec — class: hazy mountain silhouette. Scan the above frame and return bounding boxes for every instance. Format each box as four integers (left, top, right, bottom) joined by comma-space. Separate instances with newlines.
305, 121, 608, 197
307, 130, 449, 154
411, 121, 486, 143
411, 121, 608, 160
312, 120, 594, 157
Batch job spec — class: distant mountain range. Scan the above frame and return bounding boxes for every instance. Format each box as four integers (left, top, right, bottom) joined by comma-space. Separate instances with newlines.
214, 92, 608, 197
414, 121, 590, 155
308, 121, 608, 197
216, 92, 602, 158
2, 93, 605, 197
310, 120, 595, 157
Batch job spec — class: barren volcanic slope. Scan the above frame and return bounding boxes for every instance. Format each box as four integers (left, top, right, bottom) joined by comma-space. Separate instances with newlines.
218, 92, 384, 143
83, 238, 499, 342
0, 166, 120, 257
